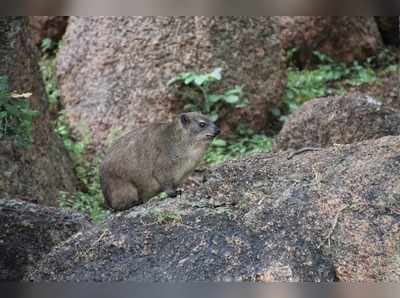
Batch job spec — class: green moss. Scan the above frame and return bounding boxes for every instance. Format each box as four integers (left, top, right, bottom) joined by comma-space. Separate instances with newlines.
150, 209, 183, 224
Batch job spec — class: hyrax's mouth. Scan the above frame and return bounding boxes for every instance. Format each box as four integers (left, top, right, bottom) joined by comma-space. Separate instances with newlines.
206, 134, 215, 140
205, 127, 220, 139
206, 132, 219, 139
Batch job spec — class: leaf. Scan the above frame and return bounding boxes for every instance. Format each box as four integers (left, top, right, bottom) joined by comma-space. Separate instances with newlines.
167, 78, 178, 86
225, 86, 242, 95
209, 68, 222, 80
184, 75, 196, 85
212, 139, 227, 147
194, 75, 208, 86
208, 95, 223, 103
209, 113, 219, 122
183, 104, 195, 111
223, 95, 239, 104
22, 110, 40, 118
271, 107, 281, 117
167, 73, 192, 86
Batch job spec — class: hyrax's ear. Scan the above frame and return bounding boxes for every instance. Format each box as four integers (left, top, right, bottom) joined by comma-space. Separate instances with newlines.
180, 113, 190, 127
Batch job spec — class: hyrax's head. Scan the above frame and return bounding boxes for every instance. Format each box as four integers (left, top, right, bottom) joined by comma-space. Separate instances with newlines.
178, 112, 220, 143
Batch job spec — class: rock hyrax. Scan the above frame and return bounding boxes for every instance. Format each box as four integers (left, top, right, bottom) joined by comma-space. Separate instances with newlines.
100, 112, 220, 211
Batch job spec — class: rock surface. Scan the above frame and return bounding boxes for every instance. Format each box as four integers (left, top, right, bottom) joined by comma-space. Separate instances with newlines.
279, 16, 383, 67
374, 17, 400, 46
29, 16, 69, 46
57, 16, 285, 152
274, 94, 400, 151
27, 136, 400, 281
0, 199, 91, 281
0, 17, 78, 205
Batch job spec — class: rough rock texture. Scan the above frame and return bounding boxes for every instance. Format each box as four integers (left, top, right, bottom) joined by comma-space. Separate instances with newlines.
27, 136, 400, 281
0, 199, 91, 281
374, 17, 400, 46
273, 94, 400, 151
28, 16, 69, 46
279, 17, 383, 67
0, 17, 78, 205
57, 16, 285, 152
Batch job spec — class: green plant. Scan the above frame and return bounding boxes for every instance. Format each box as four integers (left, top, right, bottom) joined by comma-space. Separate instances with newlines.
40, 57, 60, 109
346, 60, 377, 86
54, 114, 110, 222
205, 126, 273, 165
59, 158, 110, 223
0, 76, 39, 146
276, 51, 380, 122
167, 68, 247, 122
167, 68, 273, 165
40, 37, 58, 54
54, 112, 86, 157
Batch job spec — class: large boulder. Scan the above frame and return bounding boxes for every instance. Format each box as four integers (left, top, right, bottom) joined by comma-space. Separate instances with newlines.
27, 136, 400, 281
0, 198, 91, 281
279, 17, 383, 67
0, 17, 77, 205
273, 94, 400, 151
57, 16, 285, 152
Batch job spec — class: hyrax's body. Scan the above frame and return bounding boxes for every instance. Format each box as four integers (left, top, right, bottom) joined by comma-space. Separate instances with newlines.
100, 112, 220, 211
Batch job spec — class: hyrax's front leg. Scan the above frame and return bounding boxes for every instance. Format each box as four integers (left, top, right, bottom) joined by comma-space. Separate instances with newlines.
162, 185, 182, 198
153, 149, 182, 198
105, 178, 140, 211
154, 173, 181, 198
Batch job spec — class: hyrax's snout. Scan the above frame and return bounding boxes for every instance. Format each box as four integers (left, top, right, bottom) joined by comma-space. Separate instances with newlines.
205, 123, 220, 138
213, 126, 221, 137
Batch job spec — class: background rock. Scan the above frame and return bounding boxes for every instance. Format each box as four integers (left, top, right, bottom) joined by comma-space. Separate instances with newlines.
0, 198, 91, 281
0, 17, 78, 205
273, 94, 400, 151
279, 16, 383, 68
27, 136, 400, 281
29, 16, 69, 46
374, 17, 400, 46
57, 16, 285, 152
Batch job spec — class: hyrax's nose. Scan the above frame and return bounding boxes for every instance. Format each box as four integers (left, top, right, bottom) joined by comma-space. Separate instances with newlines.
214, 127, 221, 136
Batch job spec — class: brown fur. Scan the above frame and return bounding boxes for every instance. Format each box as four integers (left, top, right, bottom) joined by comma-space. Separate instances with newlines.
100, 112, 220, 211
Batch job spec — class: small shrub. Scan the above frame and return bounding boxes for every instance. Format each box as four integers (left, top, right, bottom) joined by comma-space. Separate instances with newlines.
55, 114, 110, 222
0, 76, 39, 147
276, 51, 380, 122
59, 158, 110, 223
40, 57, 59, 109
205, 126, 273, 165
54, 112, 86, 158
168, 68, 247, 122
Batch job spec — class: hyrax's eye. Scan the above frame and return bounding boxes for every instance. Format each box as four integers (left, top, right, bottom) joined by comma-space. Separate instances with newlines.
199, 122, 207, 128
